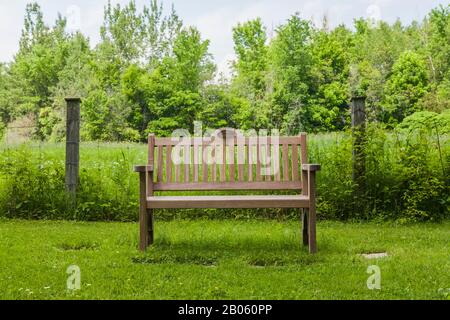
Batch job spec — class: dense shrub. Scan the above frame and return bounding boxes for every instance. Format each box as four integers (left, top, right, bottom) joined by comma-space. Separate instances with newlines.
0, 144, 141, 221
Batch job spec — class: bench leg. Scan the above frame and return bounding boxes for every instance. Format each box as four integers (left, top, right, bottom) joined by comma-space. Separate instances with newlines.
148, 209, 154, 245
139, 208, 154, 251
139, 171, 153, 251
302, 209, 309, 246
139, 203, 148, 251
308, 205, 317, 254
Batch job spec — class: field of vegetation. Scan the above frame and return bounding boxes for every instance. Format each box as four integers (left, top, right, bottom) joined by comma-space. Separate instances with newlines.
0, 219, 449, 300
1, 120, 448, 223
0, 1, 448, 223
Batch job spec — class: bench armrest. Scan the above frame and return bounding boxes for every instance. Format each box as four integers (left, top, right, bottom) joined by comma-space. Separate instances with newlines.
302, 164, 321, 172
134, 165, 154, 173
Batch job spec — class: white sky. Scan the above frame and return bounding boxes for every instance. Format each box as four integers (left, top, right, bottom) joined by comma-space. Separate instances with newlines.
0, 0, 448, 75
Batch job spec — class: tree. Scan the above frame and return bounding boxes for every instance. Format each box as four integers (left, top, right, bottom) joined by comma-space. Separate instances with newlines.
5, 3, 92, 139
268, 14, 314, 132
100, 0, 144, 65
232, 18, 268, 98
383, 51, 430, 123
170, 27, 215, 92
84, 0, 188, 141
350, 18, 416, 122
417, 5, 450, 113
307, 25, 352, 131
19, 2, 48, 53
426, 4, 450, 83
121, 26, 215, 138
231, 18, 269, 129
199, 83, 243, 129
0, 63, 12, 137
146, 27, 214, 136
1, 1, 448, 142
142, 1, 182, 65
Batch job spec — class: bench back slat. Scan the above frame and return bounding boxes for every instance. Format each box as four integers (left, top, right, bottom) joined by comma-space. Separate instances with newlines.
300, 133, 308, 194
184, 144, 190, 182
248, 142, 254, 182
292, 143, 299, 181
148, 132, 307, 191
282, 143, 289, 181
147, 134, 155, 195
166, 144, 172, 182
237, 142, 245, 182
157, 145, 163, 182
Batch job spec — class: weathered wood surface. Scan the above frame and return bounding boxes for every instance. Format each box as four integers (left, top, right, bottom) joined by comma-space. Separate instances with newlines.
150, 134, 307, 189
147, 195, 309, 209
65, 98, 81, 202
135, 132, 320, 254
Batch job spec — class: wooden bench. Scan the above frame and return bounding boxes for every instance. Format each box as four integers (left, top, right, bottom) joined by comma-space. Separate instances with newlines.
134, 130, 321, 253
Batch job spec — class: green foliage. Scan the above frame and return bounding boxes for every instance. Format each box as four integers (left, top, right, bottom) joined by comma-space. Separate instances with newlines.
426, 4, 450, 83
269, 14, 314, 132
308, 124, 449, 221
1, 2, 449, 140
307, 26, 352, 131
0, 128, 447, 222
363, 123, 448, 221
198, 84, 242, 129
0, 143, 141, 221
232, 18, 268, 98
230, 18, 270, 130
398, 110, 450, 135
383, 51, 430, 123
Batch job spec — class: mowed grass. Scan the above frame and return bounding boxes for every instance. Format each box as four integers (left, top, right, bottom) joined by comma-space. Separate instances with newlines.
0, 219, 449, 300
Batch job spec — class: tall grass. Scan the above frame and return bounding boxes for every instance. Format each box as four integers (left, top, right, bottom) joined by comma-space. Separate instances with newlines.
309, 125, 449, 221
0, 127, 448, 221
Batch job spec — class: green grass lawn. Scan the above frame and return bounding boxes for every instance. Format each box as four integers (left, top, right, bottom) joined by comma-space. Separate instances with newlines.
0, 219, 449, 300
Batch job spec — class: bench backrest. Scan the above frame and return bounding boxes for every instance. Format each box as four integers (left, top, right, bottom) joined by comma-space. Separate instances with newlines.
147, 130, 308, 191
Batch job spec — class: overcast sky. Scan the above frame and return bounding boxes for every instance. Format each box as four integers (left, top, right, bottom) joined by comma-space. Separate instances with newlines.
0, 0, 448, 74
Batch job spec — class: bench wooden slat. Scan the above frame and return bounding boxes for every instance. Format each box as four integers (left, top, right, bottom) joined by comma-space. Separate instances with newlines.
193, 143, 199, 182
256, 139, 262, 182
184, 144, 190, 182
274, 143, 281, 181
202, 141, 208, 182
166, 144, 172, 183
247, 144, 253, 182
292, 143, 299, 181
300, 133, 308, 194
237, 141, 245, 182
148, 135, 155, 190
175, 145, 181, 183
282, 143, 289, 181
228, 141, 235, 182
154, 136, 302, 146
220, 141, 226, 182
148, 195, 309, 209
264, 137, 271, 181
153, 181, 302, 191
212, 140, 217, 182
157, 145, 163, 182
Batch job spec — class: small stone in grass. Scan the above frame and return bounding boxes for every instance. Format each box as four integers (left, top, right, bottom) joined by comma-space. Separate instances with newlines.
361, 252, 388, 259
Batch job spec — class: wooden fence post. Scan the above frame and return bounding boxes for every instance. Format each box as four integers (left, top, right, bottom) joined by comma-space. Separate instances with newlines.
65, 98, 81, 205
351, 96, 366, 194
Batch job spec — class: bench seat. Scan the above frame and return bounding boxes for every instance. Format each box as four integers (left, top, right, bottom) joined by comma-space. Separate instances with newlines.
148, 195, 309, 209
